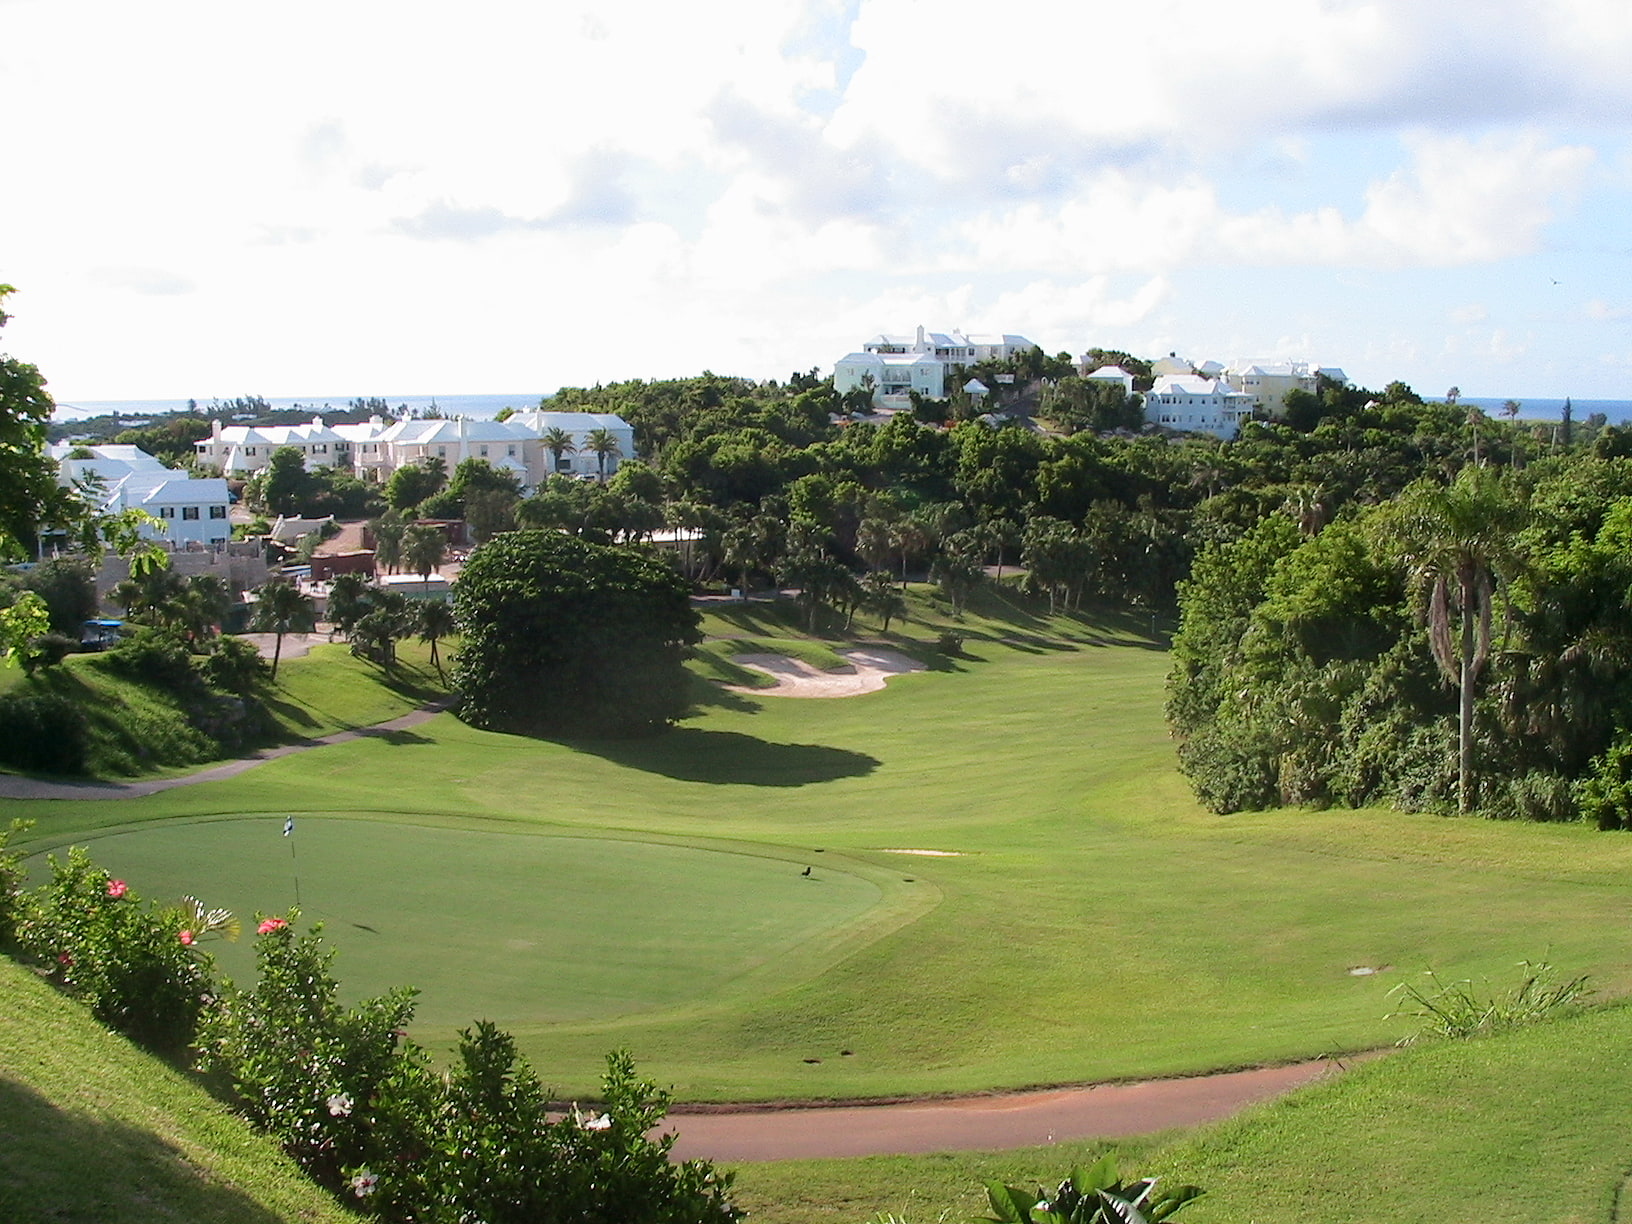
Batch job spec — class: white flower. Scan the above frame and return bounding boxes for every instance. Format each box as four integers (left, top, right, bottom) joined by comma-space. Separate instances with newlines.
350, 1169, 378, 1197
581, 1112, 612, 1131
327, 1093, 354, 1117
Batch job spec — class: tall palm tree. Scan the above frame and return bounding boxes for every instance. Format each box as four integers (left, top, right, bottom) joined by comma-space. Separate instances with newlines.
1382, 467, 1527, 812
581, 427, 622, 482
251, 580, 315, 679
541, 426, 577, 476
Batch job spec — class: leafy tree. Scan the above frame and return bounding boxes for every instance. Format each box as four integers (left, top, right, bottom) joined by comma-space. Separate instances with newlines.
0, 286, 67, 560
453, 531, 699, 738
251, 580, 315, 678
384, 463, 444, 513
257, 446, 313, 517
860, 569, 906, 631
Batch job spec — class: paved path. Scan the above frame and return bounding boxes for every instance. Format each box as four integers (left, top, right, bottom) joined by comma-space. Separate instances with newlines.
0, 698, 455, 801
665, 1058, 1345, 1162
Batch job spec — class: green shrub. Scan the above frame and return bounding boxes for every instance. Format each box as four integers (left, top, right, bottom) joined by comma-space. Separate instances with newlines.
366, 1037, 739, 1224
101, 626, 203, 693
197, 913, 418, 1193
1176, 723, 1277, 814
980, 1152, 1203, 1223
198, 634, 269, 695
15, 847, 221, 1052
23, 631, 80, 672
202, 917, 741, 1222
1386, 960, 1590, 1043
0, 689, 88, 773
1577, 737, 1632, 829
0, 819, 32, 947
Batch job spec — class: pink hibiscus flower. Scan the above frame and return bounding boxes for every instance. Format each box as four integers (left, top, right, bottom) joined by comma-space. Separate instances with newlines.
106, 879, 128, 899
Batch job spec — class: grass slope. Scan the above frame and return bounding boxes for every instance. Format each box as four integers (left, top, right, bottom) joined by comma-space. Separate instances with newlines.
0, 637, 446, 779
13, 586, 1632, 1104
733, 1002, 1632, 1224
0, 957, 351, 1224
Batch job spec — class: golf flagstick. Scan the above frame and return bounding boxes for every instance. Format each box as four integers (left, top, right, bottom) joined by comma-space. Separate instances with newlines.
284, 815, 300, 907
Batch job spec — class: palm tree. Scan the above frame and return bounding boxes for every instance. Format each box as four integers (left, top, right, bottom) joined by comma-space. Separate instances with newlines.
402, 524, 447, 593
581, 427, 622, 482
541, 426, 577, 476
417, 598, 456, 681
370, 509, 406, 574
1382, 467, 1527, 812
251, 580, 315, 679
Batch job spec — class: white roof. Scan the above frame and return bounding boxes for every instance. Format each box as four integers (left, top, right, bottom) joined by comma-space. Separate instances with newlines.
1086, 365, 1133, 381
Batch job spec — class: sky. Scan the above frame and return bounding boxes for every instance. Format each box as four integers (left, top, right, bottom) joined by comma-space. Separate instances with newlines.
4, 0, 1632, 405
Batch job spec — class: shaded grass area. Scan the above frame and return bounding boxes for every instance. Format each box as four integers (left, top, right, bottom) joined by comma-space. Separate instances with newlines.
733, 1002, 1632, 1224
0, 958, 350, 1224
0, 637, 447, 780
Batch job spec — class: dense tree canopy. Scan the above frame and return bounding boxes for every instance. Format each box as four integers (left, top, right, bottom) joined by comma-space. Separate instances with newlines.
452, 531, 699, 738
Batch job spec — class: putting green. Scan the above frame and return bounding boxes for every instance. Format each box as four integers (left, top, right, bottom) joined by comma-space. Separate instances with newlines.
37, 816, 893, 1029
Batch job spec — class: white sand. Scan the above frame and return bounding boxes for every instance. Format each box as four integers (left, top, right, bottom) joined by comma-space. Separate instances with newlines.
725, 647, 926, 698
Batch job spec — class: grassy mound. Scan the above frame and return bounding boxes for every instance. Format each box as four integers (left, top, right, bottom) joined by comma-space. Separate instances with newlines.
0, 956, 350, 1224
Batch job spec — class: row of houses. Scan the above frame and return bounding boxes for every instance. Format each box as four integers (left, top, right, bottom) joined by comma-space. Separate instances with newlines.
834, 327, 1347, 440
192, 410, 636, 491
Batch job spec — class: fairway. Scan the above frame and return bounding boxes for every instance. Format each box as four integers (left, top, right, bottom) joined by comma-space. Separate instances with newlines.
18, 594, 1632, 1101
28, 817, 896, 1028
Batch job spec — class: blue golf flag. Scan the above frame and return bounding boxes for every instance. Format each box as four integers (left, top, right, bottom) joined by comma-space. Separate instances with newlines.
283, 816, 294, 837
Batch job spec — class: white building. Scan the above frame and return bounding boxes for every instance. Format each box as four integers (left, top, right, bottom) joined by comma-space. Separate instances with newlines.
197, 411, 635, 491
1144, 376, 1257, 440
193, 417, 351, 476
833, 325, 1038, 408
1082, 365, 1136, 396
1219, 361, 1349, 416
53, 444, 232, 546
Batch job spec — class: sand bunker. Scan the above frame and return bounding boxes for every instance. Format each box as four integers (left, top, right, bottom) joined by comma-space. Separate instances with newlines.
725, 647, 926, 698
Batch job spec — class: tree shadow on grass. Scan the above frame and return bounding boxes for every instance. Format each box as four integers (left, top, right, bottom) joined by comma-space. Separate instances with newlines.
0, 1077, 291, 1224
569, 726, 880, 786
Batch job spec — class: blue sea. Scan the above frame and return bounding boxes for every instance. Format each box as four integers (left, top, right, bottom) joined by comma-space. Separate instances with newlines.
51, 392, 542, 424
1452, 397, 1632, 424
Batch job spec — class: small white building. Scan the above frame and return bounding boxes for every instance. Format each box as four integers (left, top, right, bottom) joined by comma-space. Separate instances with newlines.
1144, 376, 1257, 440
833, 325, 1038, 408
1083, 365, 1136, 395
53, 444, 232, 546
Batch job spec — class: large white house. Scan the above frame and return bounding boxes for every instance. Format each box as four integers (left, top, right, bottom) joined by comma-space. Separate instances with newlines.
196, 411, 635, 491
52, 444, 232, 546
833, 325, 1038, 408
1144, 376, 1257, 440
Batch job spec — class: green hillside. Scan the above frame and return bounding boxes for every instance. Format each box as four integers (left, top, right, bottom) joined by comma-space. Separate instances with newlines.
0, 957, 352, 1224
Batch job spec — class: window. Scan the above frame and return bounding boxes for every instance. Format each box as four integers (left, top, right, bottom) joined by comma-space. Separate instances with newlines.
159, 506, 175, 518
480, 445, 489, 457
507, 445, 516, 457
246, 447, 256, 456
183, 506, 200, 520
437, 446, 447, 458
209, 505, 227, 519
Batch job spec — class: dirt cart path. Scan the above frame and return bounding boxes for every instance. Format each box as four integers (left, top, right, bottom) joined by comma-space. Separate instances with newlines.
664, 1058, 1342, 1162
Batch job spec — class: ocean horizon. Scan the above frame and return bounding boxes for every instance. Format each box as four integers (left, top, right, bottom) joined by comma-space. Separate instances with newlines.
49, 392, 1632, 427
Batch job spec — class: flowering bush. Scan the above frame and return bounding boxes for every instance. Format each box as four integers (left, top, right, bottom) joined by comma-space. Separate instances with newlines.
195, 911, 419, 1193
361, 1032, 739, 1224
15, 847, 217, 1052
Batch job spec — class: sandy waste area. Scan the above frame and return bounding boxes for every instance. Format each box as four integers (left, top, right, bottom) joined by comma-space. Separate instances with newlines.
725, 647, 926, 697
